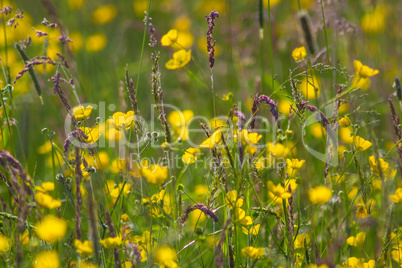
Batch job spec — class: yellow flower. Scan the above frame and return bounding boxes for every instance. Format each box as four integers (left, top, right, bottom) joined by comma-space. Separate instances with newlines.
361, 6, 387, 34
121, 214, 129, 223
161, 29, 178, 47
242, 224, 260, 235
182, 148, 201, 164
267, 142, 290, 159
353, 60, 379, 79
346, 232, 366, 247
80, 126, 101, 144
234, 129, 262, 146
368, 155, 397, 179
200, 130, 223, 149
225, 190, 244, 209
74, 239, 94, 255
294, 233, 310, 248
234, 208, 253, 226
37, 141, 53, 154
107, 111, 135, 130
198, 37, 221, 56
292, 46, 307, 61
33, 250, 60, 268
92, 5, 117, 24
298, 75, 321, 100
171, 31, 194, 50
36, 192, 62, 209
390, 188, 402, 203
278, 98, 294, 116
173, 15, 191, 31
19, 230, 30, 246
69, 32, 84, 53
35, 215, 68, 244
99, 236, 122, 248
68, 0, 84, 10
85, 33, 107, 52
263, 0, 282, 8
267, 181, 292, 199
392, 248, 402, 264
307, 265, 329, 268
310, 122, 327, 138
141, 164, 169, 185
167, 110, 194, 140
165, 49, 191, 70
338, 116, 351, 127
154, 246, 179, 268
73, 105, 93, 121
109, 183, 131, 198
0, 234, 10, 253
286, 158, 305, 176
35, 181, 55, 192
351, 74, 371, 90
339, 127, 354, 144
308, 186, 332, 204
241, 246, 265, 259
353, 136, 372, 151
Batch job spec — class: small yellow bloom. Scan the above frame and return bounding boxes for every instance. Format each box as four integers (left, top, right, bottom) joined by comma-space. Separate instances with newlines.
234, 208, 253, 226
200, 130, 223, 149
225, 190, 243, 210
37, 141, 53, 154
167, 109, 194, 140
86, 33, 107, 52
33, 250, 60, 268
35, 215, 68, 244
121, 214, 129, 223
292, 46, 307, 61
346, 232, 366, 247
141, 164, 169, 185
92, 5, 117, 25
267, 181, 292, 199
74, 239, 94, 255
36, 192, 62, 209
298, 75, 321, 100
351, 74, 371, 90
99, 236, 122, 248
165, 49, 191, 70
294, 233, 310, 248
234, 129, 262, 146
286, 158, 305, 176
390, 188, 402, 203
339, 127, 354, 144
392, 248, 402, 264
182, 147, 201, 164
278, 98, 294, 116
338, 116, 351, 127
35, 181, 55, 192
267, 142, 290, 159
80, 126, 101, 144
242, 224, 260, 235
109, 183, 131, 198
19, 230, 30, 246
0, 234, 10, 253
241, 246, 265, 259
69, 32, 84, 53
73, 105, 93, 121
368, 155, 397, 179
107, 111, 135, 130
308, 186, 332, 204
154, 246, 179, 268
361, 6, 387, 34
353, 136, 372, 151
161, 29, 178, 47
353, 60, 379, 79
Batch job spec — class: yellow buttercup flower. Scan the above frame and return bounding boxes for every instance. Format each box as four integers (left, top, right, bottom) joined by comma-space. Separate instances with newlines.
368, 155, 397, 179
161, 29, 178, 47
154, 246, 179, 268
353, 60, 379, 79
292, 46, 307, 61
80, 126, 101, 144
73, 105, 93, 121
167, 109, 194, 140
234, 208, 253, 226
294, 233, 310, 248
353, 136, 372, 151
267, 142, 290, 159
92, 5, 117, 25
286, 158, 305, 176
338, 116, 351, 127
35, 181, 55, 192
225, 190, 244, 210
36, 192, 62, 209
351, 74, 371, 90
200, 130, 223, 149
69, 32, 84, 53
165, 49, 191, 70
346, 232, 366, 247
278, 98, 294, 116
241, 246, 265, 259
267, 181, 292, 199
234, 129, 262, 146
19, 230, 30, 246
37, 141, 53, 154
74, 239, 94, 255
263, 0, 281, 8
35, 215, 68, 244
86, 33, 107, 52
182, 148, 201, 164
99, 236, 122, 248
242, 224, 260, 235
109, 183, 131, 199
361, 5, 387, 34
33, 251, 60, 268
298, 75, 321, 100
141, 164, 169, 185
339, 127, 354, 144
68, 0, 84, 10
107, 111, 135, 130
392, 248, 402, 264
0, 234, 10, 253
390, 188, 402, 203
308, 186, 332, 204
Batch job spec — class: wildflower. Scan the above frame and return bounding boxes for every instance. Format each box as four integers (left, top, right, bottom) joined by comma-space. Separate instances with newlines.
167, 110, 194, 140
351, 74, 371, 91
107, 111, 135, 130
340, 127, 354, 144
392, 248, 402, 264
308, 186, 332, 204
69, 32, 84, 53
109, 183, 131, 199
0, 234, 10, 253
80, 126, 101, 144
241, 246, 265, 259
182, 148, 201, 164
346, 232, 366, 247
310, 122, 327, 138
161, 29, 178, 47
390, 188, 402, 203
353, 60, 379, 79
267, 142, 289, 159
141, 163, 169, 185
263, 0, 282, 8
35, 181, 55, 192
85, 33, 107, 52
72, 105, 93, 121
234, 208, 253, 225
353, 136, 372, 151
225, 190, 243, 209
68, 0, 84, 10
242, 224, 260, 235
234, 129, 262, 146
292, 46, 307, 61
33, 251, 60, 268
286, 158, 305, 176
37, 141, 53, 154
368, 155, 397, 179
198, 37, 221, 56
36, 192, 62, 209
19, 230, 30, 246
74, 240, 94, 255
35, 215, 68, 244
154, 246, 179, 268
338, 116, 351, 127
92, 5, 117, 24
298, 75, 321, 100
294, 233, 310, 248
278, 98, 294, 116
165, 49, 191, 70
200, 130, 222, 149
307, 264, 329, 268
361, 6, 387, 34
121, 214, 129, 223
99, 236, 122, 248
267, 181, 292, 199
